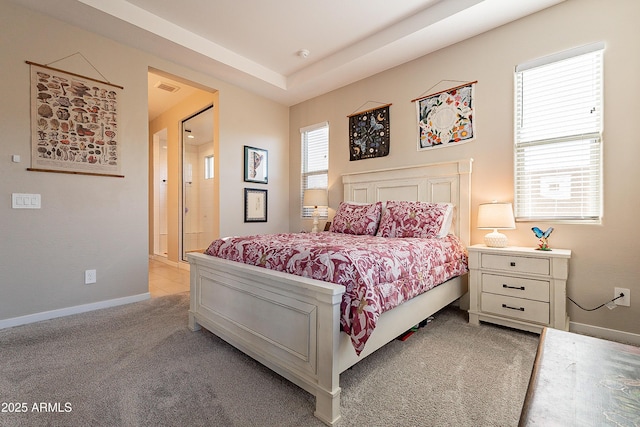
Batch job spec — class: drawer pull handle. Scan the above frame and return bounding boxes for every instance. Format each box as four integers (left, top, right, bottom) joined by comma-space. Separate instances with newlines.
503, 284, 525, 291
502, 303, 525, 312
510, 262, 516, 267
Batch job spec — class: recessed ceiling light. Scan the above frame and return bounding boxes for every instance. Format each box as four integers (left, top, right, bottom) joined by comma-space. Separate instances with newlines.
297, 49, 310, 59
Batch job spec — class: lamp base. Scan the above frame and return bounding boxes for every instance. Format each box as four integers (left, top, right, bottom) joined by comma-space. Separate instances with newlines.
484, 230, 508, 248
311, 212, 319, 233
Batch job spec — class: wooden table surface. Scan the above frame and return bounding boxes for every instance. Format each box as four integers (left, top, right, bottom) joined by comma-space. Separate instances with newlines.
519, 327, 640, 426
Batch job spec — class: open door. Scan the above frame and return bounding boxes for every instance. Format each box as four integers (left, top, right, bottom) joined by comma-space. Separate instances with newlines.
182, 106, 215, 261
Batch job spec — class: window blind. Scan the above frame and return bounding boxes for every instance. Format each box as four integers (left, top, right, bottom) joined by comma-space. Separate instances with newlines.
301, 122, 329, 218
514, 42, 603, 222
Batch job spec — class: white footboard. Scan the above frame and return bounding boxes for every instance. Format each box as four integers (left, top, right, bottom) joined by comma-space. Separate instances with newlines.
188, 252, 346, 425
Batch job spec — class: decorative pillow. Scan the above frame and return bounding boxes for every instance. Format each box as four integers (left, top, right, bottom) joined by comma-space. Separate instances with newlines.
375, 201, 453, 238
329, 202, 382, 236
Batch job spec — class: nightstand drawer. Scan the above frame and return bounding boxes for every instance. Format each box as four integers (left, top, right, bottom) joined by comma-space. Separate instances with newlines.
482, 293, 550, 324
482, 274, 550, 302
481, 253, 549, 275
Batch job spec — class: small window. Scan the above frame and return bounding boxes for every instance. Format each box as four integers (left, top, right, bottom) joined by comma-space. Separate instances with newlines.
514, 42, 603, 222
204, 155, 214, 180
300, 122, 329, 218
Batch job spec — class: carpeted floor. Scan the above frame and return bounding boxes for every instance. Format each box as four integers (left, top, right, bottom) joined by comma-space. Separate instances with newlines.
0, 293, 538, 426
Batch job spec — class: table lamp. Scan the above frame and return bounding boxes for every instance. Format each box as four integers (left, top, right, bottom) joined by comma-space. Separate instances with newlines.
477, 201, 516, 247
303, 189, 328, 233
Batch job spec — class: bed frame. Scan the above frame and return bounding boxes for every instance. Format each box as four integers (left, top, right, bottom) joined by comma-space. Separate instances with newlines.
188, 159, 473, 425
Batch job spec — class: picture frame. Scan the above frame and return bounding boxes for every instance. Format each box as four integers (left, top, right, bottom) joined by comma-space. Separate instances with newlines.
244, 145, 268, 184
244, 188, 268, 222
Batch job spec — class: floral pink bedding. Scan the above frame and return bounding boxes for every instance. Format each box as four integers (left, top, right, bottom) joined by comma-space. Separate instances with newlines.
205, 232, 468, 355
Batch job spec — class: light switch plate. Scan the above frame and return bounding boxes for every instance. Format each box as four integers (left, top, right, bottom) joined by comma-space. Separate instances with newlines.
12, 193, 41, 209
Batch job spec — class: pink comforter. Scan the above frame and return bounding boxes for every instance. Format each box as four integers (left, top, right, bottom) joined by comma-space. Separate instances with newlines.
205, 232, 468, 354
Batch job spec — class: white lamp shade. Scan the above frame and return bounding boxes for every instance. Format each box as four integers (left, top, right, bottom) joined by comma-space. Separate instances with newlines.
303, 189, 328, 208
477, 202, 516, 230
477, 202, 515, 248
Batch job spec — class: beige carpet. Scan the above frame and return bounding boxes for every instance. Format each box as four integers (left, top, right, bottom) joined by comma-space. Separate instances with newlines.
0, 293, 538, 426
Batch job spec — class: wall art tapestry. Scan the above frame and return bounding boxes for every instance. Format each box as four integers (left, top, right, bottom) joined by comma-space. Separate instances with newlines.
348, 104, 390, 161
28, 61, 124, 177
414, 81, 476, 151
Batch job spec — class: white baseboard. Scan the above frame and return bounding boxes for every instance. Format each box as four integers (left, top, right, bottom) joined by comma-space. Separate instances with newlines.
570, 321, 640, 346
0, 293, 151, 330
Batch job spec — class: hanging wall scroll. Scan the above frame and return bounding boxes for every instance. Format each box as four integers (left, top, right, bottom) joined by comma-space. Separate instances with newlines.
413, 81, 476, 151
27, 60, 124, 177
348, 104, 391, 161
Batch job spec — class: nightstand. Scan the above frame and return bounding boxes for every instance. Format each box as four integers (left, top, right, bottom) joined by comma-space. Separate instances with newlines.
468, 244, 571, 333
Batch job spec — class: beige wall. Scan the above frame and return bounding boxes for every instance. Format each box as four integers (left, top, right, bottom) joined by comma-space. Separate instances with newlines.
0, 1, 289, 322
289, 0, 640, 337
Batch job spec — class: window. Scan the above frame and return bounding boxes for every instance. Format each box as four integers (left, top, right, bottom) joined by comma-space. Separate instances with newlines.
204, 155, 214, 180
301, 122, 329, 218
514, 42, 603, 222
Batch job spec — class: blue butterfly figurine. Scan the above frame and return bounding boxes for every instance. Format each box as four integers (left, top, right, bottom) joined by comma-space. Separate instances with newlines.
532, 227, 553, 250
531, 227, 553, 239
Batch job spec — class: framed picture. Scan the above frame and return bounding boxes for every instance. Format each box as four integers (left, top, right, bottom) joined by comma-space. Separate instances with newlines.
244, 188, 267, 222
244, 145, 268, 184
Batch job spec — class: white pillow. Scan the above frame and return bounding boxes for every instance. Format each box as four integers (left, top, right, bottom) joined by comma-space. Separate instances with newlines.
438, 203, 454, 237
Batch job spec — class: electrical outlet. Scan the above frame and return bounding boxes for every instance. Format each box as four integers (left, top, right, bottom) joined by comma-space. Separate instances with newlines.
85, 269, 97, 284
614, 287, 630, 306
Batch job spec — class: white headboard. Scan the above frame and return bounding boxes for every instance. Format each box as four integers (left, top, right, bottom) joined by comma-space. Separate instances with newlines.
341, 159, 473, 246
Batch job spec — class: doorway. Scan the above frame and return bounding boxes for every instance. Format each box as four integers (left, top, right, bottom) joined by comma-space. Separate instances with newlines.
148, 70, 219, 269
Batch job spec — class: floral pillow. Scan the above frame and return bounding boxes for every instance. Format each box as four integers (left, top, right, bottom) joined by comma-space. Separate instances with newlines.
376, 201, 453, 238
329, 202, 382, 236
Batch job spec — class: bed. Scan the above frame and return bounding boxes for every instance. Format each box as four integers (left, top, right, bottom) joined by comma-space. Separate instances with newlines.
188, 159, 473, 425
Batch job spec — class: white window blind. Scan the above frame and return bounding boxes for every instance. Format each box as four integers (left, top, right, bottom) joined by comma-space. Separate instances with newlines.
515, 42, 603, 222
301, 122, 329, 218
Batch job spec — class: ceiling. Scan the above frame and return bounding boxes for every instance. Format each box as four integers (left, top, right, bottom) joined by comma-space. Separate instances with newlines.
147, 71, 203, 121
12, 0, 564, 107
